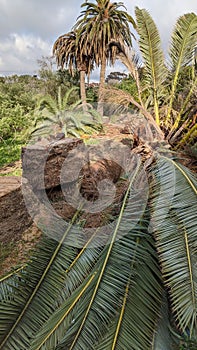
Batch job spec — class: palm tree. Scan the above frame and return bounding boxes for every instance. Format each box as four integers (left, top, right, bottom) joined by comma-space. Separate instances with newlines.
74, 0, 136, 115
106, 9, 197, 148
53, 31, 93, 111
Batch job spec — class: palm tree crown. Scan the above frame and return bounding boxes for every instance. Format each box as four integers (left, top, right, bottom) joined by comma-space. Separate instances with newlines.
75, 0, 135, 67
53, 31, 94, 109
53, 31, 93, 77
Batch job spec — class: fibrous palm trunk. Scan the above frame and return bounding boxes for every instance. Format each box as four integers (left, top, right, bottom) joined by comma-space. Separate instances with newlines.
97, 54, 107, 116
80, 70, 87, 112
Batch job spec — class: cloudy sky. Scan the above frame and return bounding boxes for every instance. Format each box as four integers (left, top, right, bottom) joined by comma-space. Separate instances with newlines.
0, 0, 196, 79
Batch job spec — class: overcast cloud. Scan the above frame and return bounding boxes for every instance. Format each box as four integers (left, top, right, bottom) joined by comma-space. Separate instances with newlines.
0, 0, 196, 78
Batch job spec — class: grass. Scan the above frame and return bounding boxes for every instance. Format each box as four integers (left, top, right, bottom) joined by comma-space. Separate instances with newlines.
0, 139, 24, 167
0, 168, 22, 177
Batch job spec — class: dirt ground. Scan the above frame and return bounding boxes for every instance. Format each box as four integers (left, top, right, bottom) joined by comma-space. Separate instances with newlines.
0, 161, 40, 276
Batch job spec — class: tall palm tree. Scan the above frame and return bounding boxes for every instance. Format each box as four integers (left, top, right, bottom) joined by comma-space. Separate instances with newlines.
53, 31, 93, 111
74, 0, 136, 114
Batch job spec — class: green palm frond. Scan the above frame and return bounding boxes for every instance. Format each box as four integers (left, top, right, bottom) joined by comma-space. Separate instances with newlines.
57, 85, 79, 111
166, 12, 197, 123
93, 235, 161, 350
31, 231, 161, 350
152, 291, 179, 350
38, 94, 60, 116
135, 7, 167, 125
149, 157, 197, 336
0, 214, 80, 349
29, 231, 105, 349
27, 161, 162, 350
0, 267, 24, 302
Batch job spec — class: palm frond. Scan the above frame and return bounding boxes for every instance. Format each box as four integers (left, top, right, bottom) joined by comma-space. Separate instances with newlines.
152, 291, 179, 350
0, 267, 24, 302
149, 157, 197, 336
166, 12, 197, 123
38, 95, 59, 116
169, 76, 197, 136
93, 234, 162, 350
62, 86, 80, 110
109, 40, 144, 107
0, 213, 80, 349
29, 230, 105, 349
28, 161, 162, 350
135, 7, 167, 125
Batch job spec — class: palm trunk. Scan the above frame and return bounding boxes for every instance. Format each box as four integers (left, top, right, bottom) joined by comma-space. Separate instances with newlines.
80, 70, 87, 112
97, 55, 106, 116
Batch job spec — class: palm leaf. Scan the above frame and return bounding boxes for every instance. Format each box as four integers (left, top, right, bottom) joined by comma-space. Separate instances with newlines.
135, 7, 167, 125
94, 234, 162, 350
0, 213, 80, 349
170, 76, 197, 135
166, 12, 197, 123
149, 157, 197, 336
152, 291, 179, 350
62, 86, 80, 111
38, 95, 59, 116
0, 267, 24, 302
29, 231, 105, 349
29, 161, 162, 350
109, 40, 144, 107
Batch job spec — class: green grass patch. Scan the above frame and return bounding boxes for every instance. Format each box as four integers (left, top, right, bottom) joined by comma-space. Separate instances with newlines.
0, 168, 22, 177
0, 139, 24, 167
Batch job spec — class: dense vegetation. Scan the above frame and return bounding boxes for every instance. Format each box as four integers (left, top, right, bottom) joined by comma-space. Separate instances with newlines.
0, 1, 197, 349
0, 68, 82, 166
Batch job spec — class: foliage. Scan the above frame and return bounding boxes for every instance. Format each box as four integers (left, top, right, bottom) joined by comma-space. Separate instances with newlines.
0, 79, 34, 165
86, 84, 98, 103
118, 75, 139, 101
0, 139, 24, 167
37, 56, 80, 98
0, 66, 81, 166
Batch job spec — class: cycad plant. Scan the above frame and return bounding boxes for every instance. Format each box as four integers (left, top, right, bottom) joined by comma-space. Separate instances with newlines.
31, 86, 102, 140
0, 134, 197, 349
107, 8, 197, 148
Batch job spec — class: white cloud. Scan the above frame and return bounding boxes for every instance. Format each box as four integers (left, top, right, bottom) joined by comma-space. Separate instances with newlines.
0, 33, 51, 75
0, 0, 196, 77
